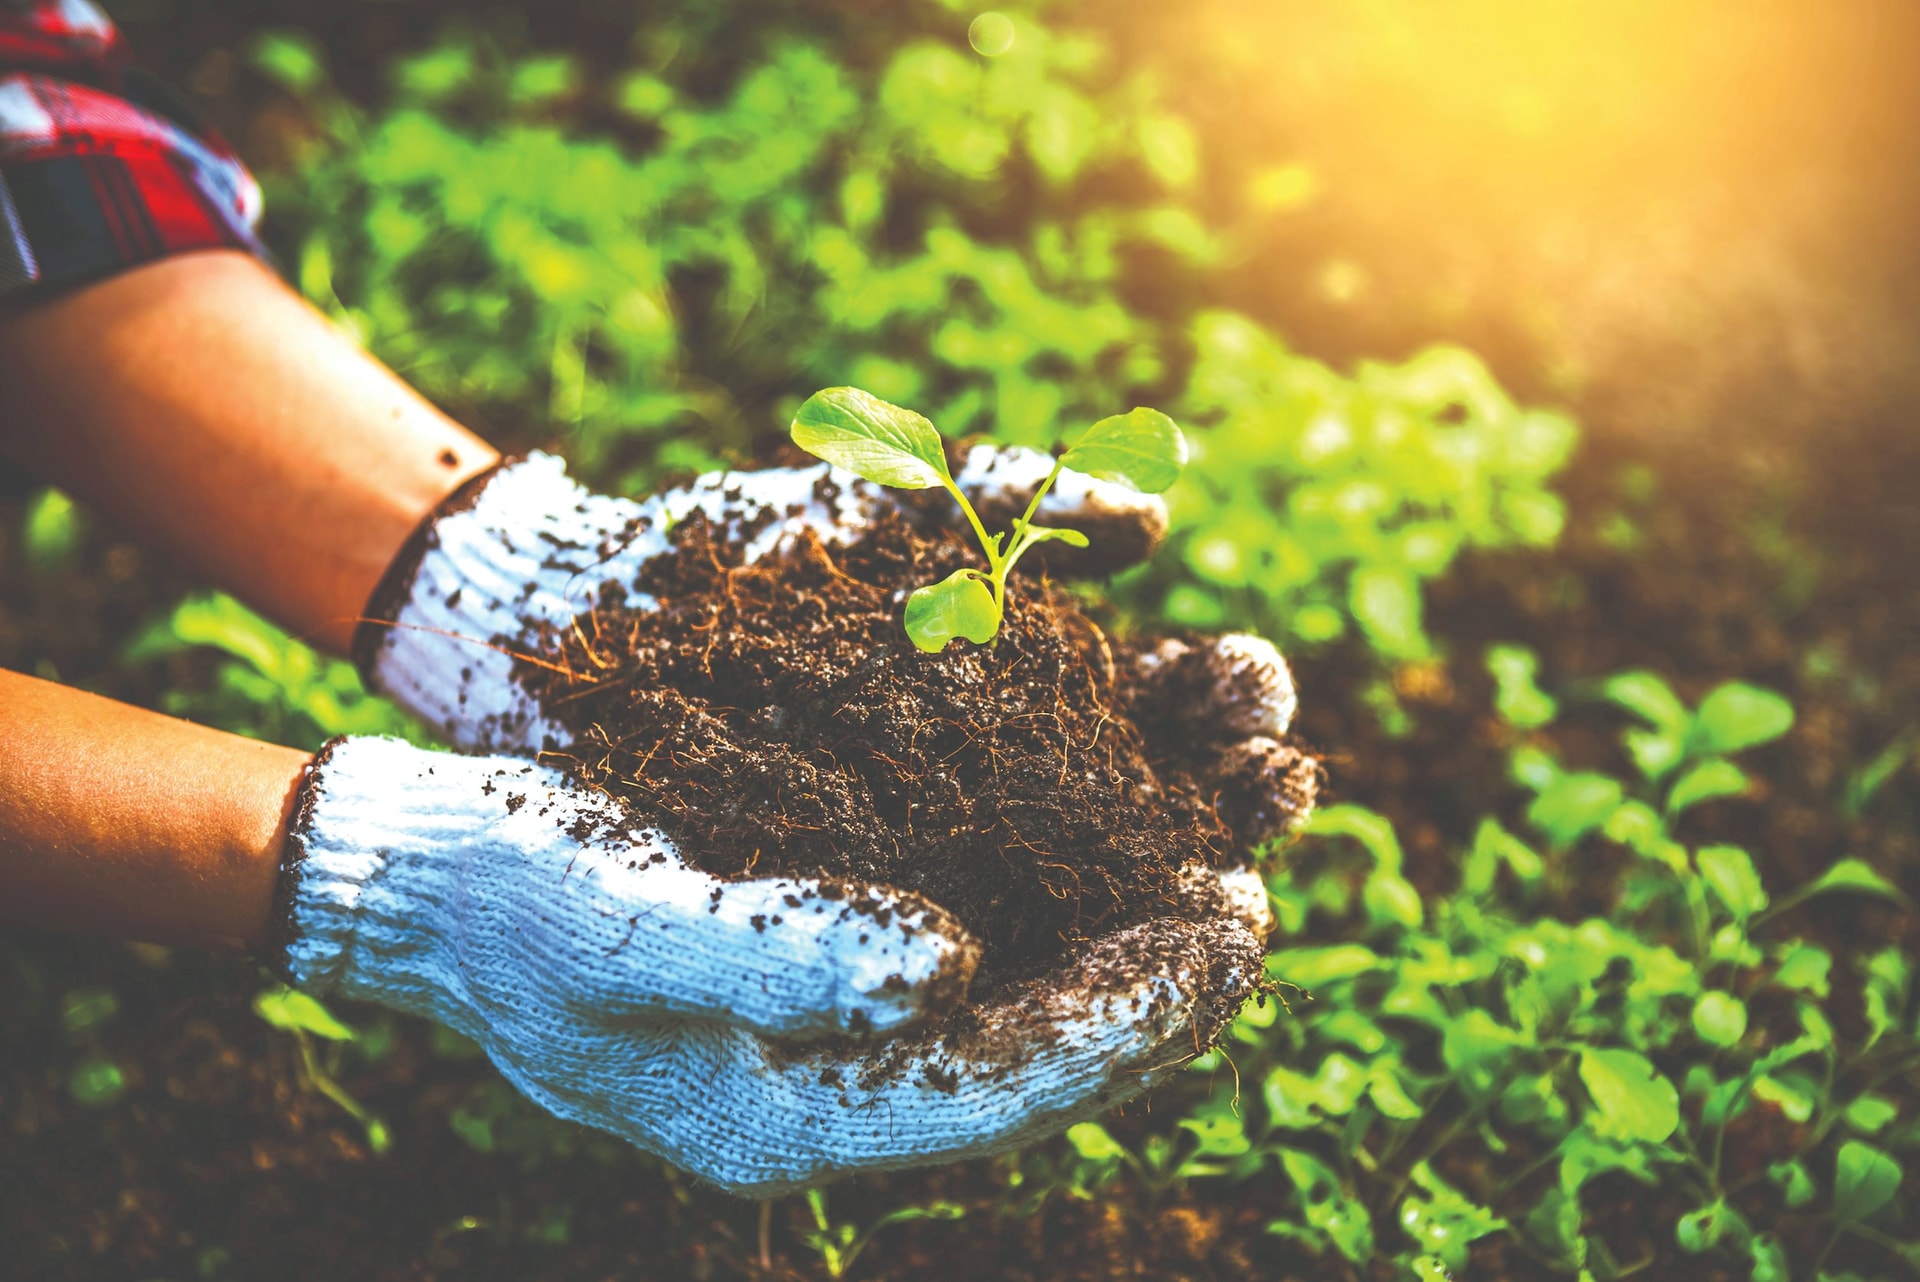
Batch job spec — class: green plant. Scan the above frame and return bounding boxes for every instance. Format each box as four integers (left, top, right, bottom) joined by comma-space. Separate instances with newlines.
787, 386, 1185, 651
251, 6, 1570, 664
800, 1186, 964, 1279
1151, 329, 1576, 657
253, 986, 392, 1155
1047, 654, 1919, 1278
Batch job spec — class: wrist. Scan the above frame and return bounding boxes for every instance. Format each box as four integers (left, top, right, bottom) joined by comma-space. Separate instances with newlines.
356, 453, 654, 750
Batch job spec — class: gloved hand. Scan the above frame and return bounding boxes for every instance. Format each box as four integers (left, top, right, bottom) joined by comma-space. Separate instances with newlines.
308, 449, 1313, 1195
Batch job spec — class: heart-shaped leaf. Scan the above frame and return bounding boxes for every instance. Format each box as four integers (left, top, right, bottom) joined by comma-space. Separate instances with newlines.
1060, 407, 1187, 493
904, 569, 1001, 652
790, 387, 952, 489
1833, 1140, 1903, 1222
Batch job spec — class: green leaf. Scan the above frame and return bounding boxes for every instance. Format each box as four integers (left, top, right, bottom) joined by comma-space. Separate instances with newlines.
1307, 804, 1404, 871
1017, 524, 1090, 549
1400, 1161, 1506, 1270
1442, 1010, 1523, 1095
1800, 857, 1909, 907
1690, 683, 1794, 756
1059, 407, 1187, 493
1065, 1122, 1126, 1161
870, 1200, 965, 1233
1268, 944, 1380, 988
1363, 871, 1424, 928
1604, 670, 1690, 777
1753, 1072, 1817, 1123
903, 570, 1001, 653
1698, 846, 1769, 920
1463, 816, 1543, 893
1843, 1094, 1898, 1135
1861, 947, 1911, 1049
1603, 800, 1689, 872
1349, 566, 1427, 659
1179, 1106, 1252, 1158
1691, 992, 1748, 1047
1665, 758, 1749, 814
1579, 1048, 1680, 1143
1833, 1141, 1902, 1222
251, 31, 325, 93
1843, 728, 1915, 818
1773, 944, 1832, 997
22, 487, 82, 566
1487, 644, 1558, 729
1368, 1067, 1424, 1120
68, 1056, 126, 1108
789, 387, 951, 490
1768, 1159, 1815, 1208
1277, 1149, 1374, 1264
253, 986, 358, 1042
1604, 670, 1690, 732
1522, 1186, 1586, 1269
60, 988, 119, 1036
1677, 1200, 1748, 1252
1527, 772, 1624, 848
1747, 1233, 1790, 1282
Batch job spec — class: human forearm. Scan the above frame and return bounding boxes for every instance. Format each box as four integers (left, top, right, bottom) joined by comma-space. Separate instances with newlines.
0, 251, 499, 654
0, 668, 310, 949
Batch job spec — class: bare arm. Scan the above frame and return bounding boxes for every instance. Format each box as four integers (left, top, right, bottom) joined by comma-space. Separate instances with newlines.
0, 250, 500, 654
0, 668, 311, 950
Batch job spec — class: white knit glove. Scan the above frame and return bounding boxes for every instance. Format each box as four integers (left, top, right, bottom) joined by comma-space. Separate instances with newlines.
322, 449, 1313, 1193
278, 736, 1265, 1195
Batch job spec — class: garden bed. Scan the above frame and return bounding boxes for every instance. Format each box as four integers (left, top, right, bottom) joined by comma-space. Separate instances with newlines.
3, 0, 1917, 1277
5, 417, 1915, 1280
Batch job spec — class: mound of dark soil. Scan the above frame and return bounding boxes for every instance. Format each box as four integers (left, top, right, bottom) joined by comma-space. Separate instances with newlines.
514, 510, 1289, 991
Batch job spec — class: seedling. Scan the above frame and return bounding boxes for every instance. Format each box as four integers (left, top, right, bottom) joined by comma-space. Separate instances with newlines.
789, 386, 1187, 652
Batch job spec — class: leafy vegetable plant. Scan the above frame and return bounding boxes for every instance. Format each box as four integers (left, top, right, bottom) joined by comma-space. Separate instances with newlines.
788, 386, 1186, 652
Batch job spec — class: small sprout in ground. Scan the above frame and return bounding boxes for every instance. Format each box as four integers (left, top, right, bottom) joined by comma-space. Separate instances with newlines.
789, 386, 1186, 652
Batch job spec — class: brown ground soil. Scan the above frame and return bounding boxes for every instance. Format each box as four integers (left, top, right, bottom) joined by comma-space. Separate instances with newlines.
517, 509, 1307, 991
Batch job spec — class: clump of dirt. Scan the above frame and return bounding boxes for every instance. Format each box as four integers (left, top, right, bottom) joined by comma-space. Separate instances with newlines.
514, 509, 1298, 991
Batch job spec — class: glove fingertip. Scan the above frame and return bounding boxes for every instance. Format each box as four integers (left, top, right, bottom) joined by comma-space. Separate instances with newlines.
825, 884, 980, 1035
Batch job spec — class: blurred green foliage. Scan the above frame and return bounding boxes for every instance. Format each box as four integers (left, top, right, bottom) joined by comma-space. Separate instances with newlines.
124, 593, 422, 750
1048, 665, 1918, 1279
247, 0, 1571, 661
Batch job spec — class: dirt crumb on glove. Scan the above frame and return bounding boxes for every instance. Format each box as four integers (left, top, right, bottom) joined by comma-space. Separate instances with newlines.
515, 511, 1314, 992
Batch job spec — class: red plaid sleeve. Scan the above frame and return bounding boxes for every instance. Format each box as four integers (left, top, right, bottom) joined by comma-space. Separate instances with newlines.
1, 1, 264, 297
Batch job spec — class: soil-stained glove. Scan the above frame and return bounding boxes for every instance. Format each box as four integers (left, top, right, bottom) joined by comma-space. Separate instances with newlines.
340, 451, 1309, 1192
276, 736, 1262, 1196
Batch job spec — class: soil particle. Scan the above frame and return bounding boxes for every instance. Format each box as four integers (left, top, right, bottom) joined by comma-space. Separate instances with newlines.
514, 511, 1307, 993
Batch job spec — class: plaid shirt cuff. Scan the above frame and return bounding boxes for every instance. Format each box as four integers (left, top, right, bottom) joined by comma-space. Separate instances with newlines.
1, 1, 264, 298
